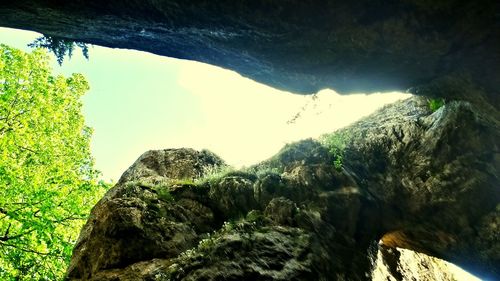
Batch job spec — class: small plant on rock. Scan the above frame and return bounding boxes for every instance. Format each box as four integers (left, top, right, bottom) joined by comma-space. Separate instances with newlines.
427, 98, 445, 112
320, 131, 349, 170
196, 165, 234, 185
156, 187, 175, 202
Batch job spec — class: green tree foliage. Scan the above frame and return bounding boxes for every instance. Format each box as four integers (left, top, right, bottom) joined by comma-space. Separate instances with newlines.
320, 131, 349, 170
28, 36, 89, 65
0, 45, 108, 280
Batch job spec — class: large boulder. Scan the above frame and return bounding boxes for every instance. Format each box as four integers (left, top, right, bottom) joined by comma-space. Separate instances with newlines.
66, 149, 226, 280
66, 96, 499, 280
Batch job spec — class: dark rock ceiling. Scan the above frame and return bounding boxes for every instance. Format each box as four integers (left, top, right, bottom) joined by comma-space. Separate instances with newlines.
0, 0, 498, 105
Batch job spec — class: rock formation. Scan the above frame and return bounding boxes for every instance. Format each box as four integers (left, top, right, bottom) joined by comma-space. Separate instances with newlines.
1, 2, 497, 279
0, 1, 498, 106
372, 246, 480, 281
66, 97, 499, 280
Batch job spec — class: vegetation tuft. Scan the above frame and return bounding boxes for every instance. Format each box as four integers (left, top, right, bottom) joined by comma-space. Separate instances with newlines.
195, 165, 234, 185
320, 131, 349, 170
28, 35, 89, 65
427, 98, 445, 112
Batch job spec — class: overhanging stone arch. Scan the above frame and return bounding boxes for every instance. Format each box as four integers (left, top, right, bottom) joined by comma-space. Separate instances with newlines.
0, 0, 498, 104
1, 1, 498, 280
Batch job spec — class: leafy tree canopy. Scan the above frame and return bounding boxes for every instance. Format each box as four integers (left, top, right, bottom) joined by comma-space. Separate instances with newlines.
0, 44, 108, 280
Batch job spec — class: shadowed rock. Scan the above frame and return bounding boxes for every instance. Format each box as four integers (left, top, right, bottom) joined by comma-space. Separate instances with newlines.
65, 96, 499, 280
66, 149, 226, 279
0, 1, 498, 106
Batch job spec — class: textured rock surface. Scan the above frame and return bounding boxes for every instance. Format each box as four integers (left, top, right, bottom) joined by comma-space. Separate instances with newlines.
117, 148, 225, 184
0, 1, 498, 106
339, 97, 499, 278
66, 97, 499, 280
66, 149, 227, 280
372, 245, 480, 281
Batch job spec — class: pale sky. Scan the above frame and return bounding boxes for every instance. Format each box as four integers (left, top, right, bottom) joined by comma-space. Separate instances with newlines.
0, 27, 483, 281
0, 27, 411, 181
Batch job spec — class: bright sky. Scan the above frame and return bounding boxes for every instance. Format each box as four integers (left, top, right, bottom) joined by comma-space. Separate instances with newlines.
0, 27, 411, 182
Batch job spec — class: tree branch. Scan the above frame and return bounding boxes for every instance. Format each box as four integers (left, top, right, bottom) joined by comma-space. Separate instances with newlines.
0, 241, 51, 256
0, 227, 37, 242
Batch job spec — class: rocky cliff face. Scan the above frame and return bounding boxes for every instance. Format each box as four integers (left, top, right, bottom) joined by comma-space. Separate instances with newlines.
66, 97, 499, 280
2, 2, 497, 279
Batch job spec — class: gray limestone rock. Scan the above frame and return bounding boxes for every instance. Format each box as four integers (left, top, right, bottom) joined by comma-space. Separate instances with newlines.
66, 97, 499, 280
